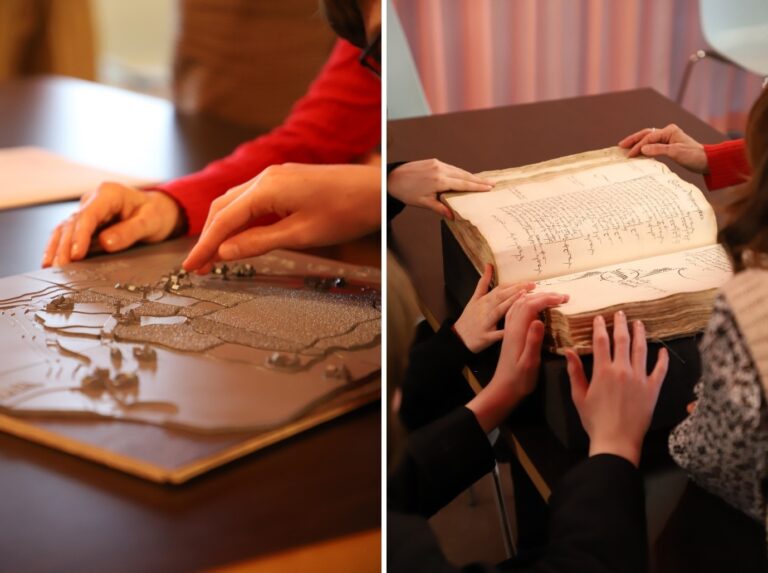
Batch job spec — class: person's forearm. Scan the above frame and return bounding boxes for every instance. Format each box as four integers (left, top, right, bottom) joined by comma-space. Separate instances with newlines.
388, 407, 494, 517
385, 161, 408, 221
538, 454, 648, 573
466, 383, 523, 434
157, 40, 381, 234
398, 321, 476, 431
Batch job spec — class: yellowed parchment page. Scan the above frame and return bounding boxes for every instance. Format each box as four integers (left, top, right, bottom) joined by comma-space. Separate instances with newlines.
534, 243, 732, 315
445, 148, 718, 284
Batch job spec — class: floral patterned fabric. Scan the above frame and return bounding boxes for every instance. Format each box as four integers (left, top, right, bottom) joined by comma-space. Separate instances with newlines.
669, 294, 768, 532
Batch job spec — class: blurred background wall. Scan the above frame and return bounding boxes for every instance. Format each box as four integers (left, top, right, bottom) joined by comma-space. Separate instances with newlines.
0, 0, 95, 81
0, 0, 335, 130
393, 0, 766, 134
91, 0, 176, 98
91, 0, 335, 130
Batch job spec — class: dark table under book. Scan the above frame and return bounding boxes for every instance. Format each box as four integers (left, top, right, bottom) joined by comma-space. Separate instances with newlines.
0, 75, 380, 572
388, 88, 757, 560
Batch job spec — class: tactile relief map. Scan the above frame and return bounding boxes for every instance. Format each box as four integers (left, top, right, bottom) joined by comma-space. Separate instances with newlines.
0, 241, 381, 434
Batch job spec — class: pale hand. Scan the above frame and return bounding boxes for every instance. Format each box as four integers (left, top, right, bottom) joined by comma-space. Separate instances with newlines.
468, 291, 569, 433
565, 312, 669, 467
42, 182, 181, 268
453, 263, 535, 353
618, 124, 708, 174
387, 159, 493, 219
182, 163, 381, 273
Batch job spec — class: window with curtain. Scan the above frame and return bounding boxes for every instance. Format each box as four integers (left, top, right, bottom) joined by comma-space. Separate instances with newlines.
394, 0, 764, 134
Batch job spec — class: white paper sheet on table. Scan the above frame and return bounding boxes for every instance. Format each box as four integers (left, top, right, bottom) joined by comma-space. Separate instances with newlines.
0, 147, 154, 209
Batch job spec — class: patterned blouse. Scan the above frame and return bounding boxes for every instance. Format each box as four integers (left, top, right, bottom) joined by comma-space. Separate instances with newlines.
669, 294, 768, 529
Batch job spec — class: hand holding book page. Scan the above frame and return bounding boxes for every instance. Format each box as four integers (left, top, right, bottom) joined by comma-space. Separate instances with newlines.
444, 147, 717, 285
619, 124, 709, 173
387, 159, 494, 219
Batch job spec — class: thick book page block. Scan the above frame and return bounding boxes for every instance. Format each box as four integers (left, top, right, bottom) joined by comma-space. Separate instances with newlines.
444, 148, 717, 284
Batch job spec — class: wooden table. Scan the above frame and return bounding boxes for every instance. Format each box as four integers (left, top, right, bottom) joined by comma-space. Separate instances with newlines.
0, 75, 380, 572
388, 88, 728, 551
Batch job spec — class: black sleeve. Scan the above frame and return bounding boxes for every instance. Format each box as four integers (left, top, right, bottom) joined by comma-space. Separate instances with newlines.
388, 454, 648, 573
536, 454, 648, 573
388, 511, 492, 573
398, 320, 477, 432
388, 407, 495, 518
387, 161, 407, 221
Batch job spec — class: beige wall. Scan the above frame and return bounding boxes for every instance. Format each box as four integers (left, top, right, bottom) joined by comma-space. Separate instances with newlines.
90, 0, 176, 96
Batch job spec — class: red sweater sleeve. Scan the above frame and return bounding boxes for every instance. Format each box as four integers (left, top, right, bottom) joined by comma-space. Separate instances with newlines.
703, 139, 750, 191
157, 39, 381, 234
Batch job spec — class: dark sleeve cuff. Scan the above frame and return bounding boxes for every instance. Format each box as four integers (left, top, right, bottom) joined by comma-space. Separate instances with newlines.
399, 320, 477, 431
387, 193, 406, 221
703, 139, 750, 190
433, 320, 475, 361
387, 162, 408, 221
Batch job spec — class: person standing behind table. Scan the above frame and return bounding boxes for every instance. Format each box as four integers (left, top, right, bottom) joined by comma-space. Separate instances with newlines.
619, 88, 768, 571
42, 0, 382, 273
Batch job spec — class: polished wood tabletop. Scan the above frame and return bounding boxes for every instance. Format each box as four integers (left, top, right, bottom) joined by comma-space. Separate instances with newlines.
0, 75, 380, 572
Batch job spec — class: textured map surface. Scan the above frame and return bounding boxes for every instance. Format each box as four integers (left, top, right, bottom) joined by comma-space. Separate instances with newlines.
0, 241, 380, 434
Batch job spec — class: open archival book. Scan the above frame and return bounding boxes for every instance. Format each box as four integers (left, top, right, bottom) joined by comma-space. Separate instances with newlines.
442, 147, 733, 354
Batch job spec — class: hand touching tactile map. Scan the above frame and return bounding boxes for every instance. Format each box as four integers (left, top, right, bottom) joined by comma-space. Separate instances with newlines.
0, 241, 380, 433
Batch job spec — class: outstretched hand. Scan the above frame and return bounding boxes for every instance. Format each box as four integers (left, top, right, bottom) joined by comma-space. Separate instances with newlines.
453, 263, 535, 353
618, 124, 708, 174
182, 163, 381, 274
387, 159, 493, 219
565, 312, 669, 467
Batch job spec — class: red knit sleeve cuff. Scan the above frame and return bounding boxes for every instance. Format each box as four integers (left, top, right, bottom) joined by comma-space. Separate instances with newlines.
152, 181, 217, 236
703, 139, 750, 191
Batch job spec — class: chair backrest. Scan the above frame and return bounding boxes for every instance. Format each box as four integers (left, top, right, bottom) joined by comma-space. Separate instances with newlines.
700, 0, 768, 76
386, 0, 431, 119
